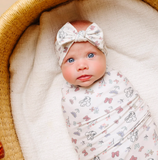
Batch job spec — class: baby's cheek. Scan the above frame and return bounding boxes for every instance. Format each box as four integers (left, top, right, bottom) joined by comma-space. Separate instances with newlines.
95, 61, 106, 75
62, 68, 74, 84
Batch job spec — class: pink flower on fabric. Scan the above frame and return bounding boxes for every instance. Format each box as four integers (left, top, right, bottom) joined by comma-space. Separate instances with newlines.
130, 155, 137, 160
104, 98, 113, 104
90, 25, 95, 30
111, 151, 119, 158
82, 150, 88, 156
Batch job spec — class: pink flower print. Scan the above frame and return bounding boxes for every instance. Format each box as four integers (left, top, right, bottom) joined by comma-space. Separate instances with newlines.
111, 151, 119, 158
89, 107, 98, 114
143, 124, 147, 129
114, 79, 119, 84
99, 78, 106, 87
82, 150, 88, 156
96, 93, 103, 97
130, 156, 137, 160
77, 122, 82, 127
115, 106, 123, 114
127, 101, 132, 105
70, 85, 74, 88
104, 109, 110, 114
85, 90, 89, 94
108, 139, 114, 148
106, 115, 110, 121
90, 25, 95, 30
75, 87, 80, 92
104, 98, 113, 104
114, 119, 119, 124
117, 72, 122, 77
87, 120, 97, 129
145, 152, 149, 158
63, 47, 68, 53
102, 130, 107, 134
90, 107, 95, 112
72, 138, 77, 144
95, 41, 100, 46
66, 117, 71, 127
139, 105, 144, 111
90, 148, 96, 151
83, 115, 91, 121
102, 150, 107, 155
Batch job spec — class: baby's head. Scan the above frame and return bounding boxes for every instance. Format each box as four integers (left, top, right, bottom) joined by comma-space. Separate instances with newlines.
55, 20, 107, 87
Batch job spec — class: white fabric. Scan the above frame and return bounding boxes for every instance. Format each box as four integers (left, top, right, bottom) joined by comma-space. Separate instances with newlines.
62, 67, 158, 160
9, 0, 158, 159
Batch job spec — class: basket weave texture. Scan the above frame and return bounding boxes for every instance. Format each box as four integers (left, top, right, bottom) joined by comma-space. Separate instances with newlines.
0, 0, 158, 159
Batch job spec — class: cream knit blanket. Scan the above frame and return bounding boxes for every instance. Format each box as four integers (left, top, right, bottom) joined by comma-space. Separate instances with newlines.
9, 0, 158, 159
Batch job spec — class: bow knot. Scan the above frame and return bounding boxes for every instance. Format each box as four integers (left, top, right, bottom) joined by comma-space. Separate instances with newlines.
74, 30, 87, 42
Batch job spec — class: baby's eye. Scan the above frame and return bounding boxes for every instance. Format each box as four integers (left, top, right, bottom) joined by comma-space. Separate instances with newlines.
88, 53, 94, 58
67, 58, 74, 63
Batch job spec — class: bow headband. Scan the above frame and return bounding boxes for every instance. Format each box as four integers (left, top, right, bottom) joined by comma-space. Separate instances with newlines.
55, 22, 107, 66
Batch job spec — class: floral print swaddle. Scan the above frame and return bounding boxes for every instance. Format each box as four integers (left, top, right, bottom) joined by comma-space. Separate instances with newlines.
61, 67, 158, 160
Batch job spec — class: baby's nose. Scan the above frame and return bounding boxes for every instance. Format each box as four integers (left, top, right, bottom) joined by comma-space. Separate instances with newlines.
77, 62, 89, 71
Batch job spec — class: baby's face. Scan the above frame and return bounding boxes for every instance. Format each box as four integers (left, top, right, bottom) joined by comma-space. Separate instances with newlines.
61, 42, 106, 87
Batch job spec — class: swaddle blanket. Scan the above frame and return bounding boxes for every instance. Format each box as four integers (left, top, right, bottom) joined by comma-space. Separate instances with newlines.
62, 67, 158, 160
9, 0, 158, 159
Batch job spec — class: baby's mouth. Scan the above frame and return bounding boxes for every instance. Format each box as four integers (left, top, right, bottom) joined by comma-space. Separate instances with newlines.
77, 75, 92, 81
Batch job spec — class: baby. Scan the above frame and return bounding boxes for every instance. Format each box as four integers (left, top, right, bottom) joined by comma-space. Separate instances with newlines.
55, 20, 158, 160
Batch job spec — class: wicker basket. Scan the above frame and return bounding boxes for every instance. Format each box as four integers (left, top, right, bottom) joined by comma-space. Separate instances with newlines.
0, 0, 158, 159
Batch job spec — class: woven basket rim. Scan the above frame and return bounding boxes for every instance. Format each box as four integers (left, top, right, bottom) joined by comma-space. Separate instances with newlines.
0, 0, 158, 159
0, 0, 70, 159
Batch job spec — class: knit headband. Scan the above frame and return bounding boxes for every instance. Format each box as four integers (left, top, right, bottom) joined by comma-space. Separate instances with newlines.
55, 22, 107, 66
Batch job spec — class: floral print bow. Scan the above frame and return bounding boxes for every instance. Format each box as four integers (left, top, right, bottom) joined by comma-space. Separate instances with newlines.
55, 22, 107, 66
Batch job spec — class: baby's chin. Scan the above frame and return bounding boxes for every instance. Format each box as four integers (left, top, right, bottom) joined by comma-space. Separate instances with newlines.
74, 80, 95, 88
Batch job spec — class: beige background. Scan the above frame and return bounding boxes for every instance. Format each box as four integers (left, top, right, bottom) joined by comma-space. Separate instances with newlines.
0, 0, 17, 16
